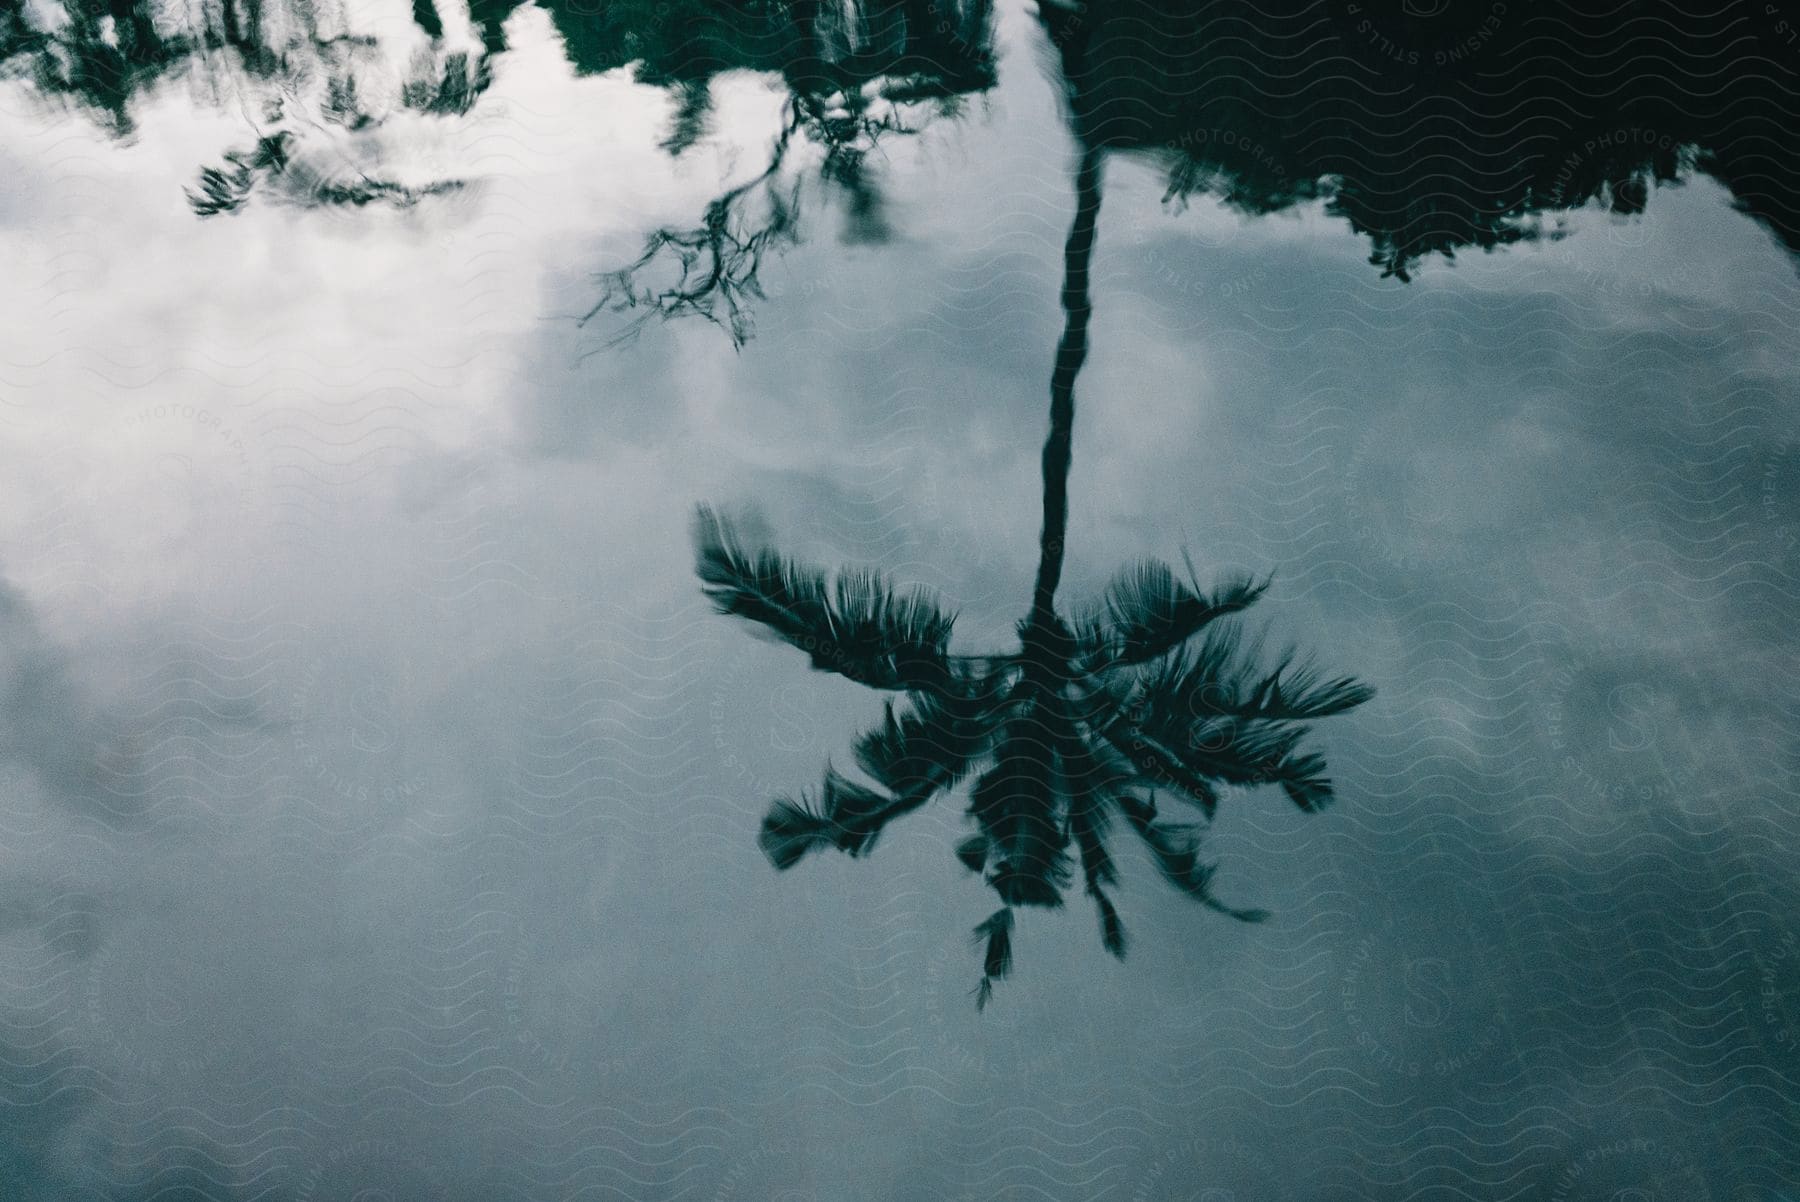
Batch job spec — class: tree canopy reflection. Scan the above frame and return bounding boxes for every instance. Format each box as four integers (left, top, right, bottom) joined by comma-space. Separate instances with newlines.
1041, 0, 1800, 278
590, 0, 1800, 343
0, 0, 990, 228
579, 0, 995, 346
6, 0, 1792, 277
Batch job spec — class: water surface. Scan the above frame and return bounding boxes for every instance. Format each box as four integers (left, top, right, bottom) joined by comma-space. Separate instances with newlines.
2, 0, 1799, 1197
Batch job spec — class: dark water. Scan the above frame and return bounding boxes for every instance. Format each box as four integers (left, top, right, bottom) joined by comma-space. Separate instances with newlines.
3, 0, 1800, 1197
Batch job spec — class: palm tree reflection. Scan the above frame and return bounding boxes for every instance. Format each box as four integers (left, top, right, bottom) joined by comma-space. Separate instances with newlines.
694, 139, 1371, 1006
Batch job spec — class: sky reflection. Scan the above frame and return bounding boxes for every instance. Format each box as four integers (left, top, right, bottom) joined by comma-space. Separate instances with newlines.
1, 0, 1798, 1198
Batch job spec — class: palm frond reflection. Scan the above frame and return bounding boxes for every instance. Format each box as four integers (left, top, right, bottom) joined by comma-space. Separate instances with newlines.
695, 502, 1371, 1006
